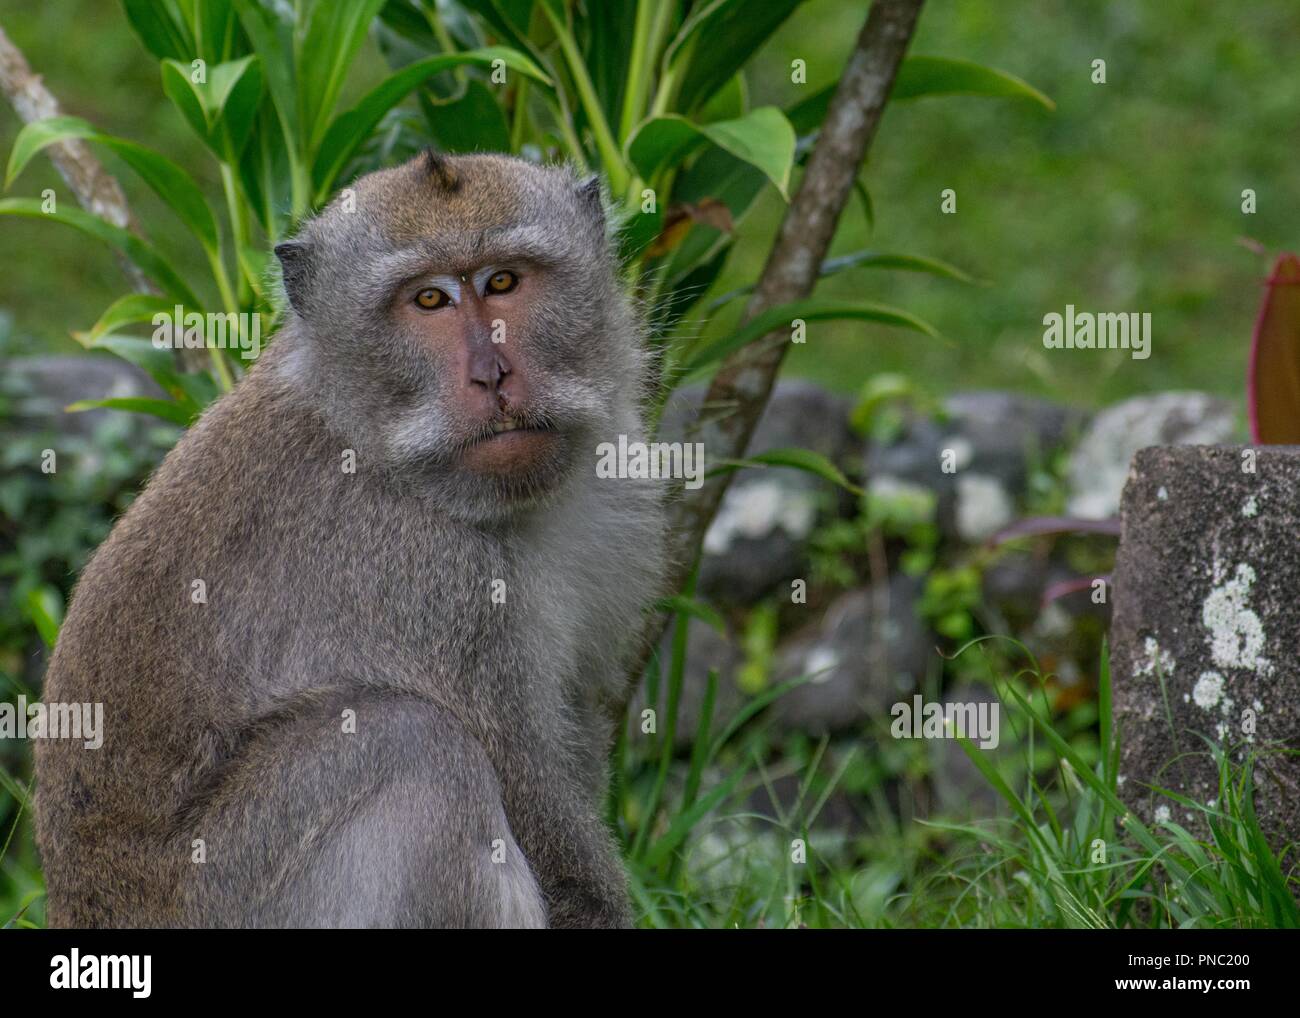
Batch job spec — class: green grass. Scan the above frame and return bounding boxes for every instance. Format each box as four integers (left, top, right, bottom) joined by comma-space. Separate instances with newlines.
616, 635, 1300, 929
3, 632, 1296, 928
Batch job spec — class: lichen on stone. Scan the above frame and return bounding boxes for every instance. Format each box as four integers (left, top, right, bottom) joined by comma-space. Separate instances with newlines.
954, 473, 1014, 542
1137, 636, 1174, 678
703, 477, 818, 554
1192, 670, 1225, 709
1202, 562, 1272, 676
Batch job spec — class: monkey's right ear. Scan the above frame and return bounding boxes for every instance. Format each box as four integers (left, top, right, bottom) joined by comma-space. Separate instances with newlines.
274, 240, 311, 315
576, 175, 605, 226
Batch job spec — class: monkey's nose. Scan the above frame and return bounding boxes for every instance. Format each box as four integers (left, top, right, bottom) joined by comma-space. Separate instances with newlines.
468, 349, 512, 392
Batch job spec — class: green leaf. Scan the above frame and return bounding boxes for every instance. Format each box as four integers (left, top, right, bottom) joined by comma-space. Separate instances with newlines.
708, 248, 976, 310
422, 79, 511, 153
73, 293, 177, 346
80, 334, 212, 413
161, 56, 264, 163
788, 56, 1053, 138
25, 585, 64, 649
122, 0, 194, 61
654, 594, 728, 636
893, 55, 1055, 109
190, 0, 242, 64
707, 447, 862, 495
234, 0, 303, 162
628, 107, 796, 199
585, 0, 638, 129
238, 102, 293, 238
66, 396, 196, 427
299, 0, 389, 152
0, 198, 201, 307
665, 0, 803, 114
7, 116, 219, 255
641, 765, 744, 870
676, 298, 940, 380
312, 46, 551, 196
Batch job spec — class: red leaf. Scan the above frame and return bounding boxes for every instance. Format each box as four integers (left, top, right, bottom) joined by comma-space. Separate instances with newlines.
1248, 253, 1300, 443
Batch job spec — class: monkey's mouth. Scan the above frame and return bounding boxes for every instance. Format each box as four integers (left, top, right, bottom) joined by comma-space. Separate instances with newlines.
462, 414, 562, 476
487, 416, 541, 436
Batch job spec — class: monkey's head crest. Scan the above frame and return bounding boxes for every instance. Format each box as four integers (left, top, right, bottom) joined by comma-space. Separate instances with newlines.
419, 147, 461, 193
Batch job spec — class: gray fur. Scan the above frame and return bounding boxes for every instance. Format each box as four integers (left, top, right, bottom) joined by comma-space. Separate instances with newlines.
35, 153, 665, 928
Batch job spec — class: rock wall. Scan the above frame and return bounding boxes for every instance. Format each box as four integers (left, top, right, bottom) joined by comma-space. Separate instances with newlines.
1111, 445, 1300, 846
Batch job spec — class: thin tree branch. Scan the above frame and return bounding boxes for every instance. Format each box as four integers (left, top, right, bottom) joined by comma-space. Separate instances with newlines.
634, 0, 926, 685
0, 21, 155, 296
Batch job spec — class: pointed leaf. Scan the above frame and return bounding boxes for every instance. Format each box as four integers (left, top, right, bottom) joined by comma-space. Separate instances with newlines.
312, 47, 551, 196
121, 0, 194, 61
893, 56, 1055, 109
25, 585, 63, 649
628, 107, 795, 200
299, 0, 390, 150
74, 293, 177, 346
161, 56, 264, 163
676, 298, 939, 381
66, 397, 196, 427
708, 248, 975, 310
788, 56, 1052, 136
665, 0, 802, 114
7, 116, 218, 254
654, 594, 728, 636
1249, 253, 1300, 443
707, 447, 862, 495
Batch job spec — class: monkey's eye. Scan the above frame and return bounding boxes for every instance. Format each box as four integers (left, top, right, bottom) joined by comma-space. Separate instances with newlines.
485, 270, 518, 296
414, 287, 451, 310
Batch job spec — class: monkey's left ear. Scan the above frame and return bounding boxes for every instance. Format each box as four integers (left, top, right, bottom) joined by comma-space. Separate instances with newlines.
576, 175, 605, 224
275, 240, 311, 316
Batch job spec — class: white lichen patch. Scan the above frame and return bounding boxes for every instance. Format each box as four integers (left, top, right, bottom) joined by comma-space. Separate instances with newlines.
804, 645, 840, 685
1033, 602, 1073, 640
703, 478, 818, 554
940, 435, 974, 471
1137, 636, 1174, 678
1202, 562, 1272, 676
1192, 671, 1225, 709
1242, 495, 1259, 518
954, 473, 1014, 542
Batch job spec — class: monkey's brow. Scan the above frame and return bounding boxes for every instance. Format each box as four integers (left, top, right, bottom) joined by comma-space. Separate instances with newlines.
383, 226, 561, 278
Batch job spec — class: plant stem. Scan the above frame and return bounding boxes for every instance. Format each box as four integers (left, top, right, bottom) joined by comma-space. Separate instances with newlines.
541, 4, 628, 193
619, 0, 675, 140
509, 76, 528, 152
219, 163, 253, 304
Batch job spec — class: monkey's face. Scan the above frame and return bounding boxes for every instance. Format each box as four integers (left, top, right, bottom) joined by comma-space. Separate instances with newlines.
276, 153, 645, 520
387, 258, 575, 494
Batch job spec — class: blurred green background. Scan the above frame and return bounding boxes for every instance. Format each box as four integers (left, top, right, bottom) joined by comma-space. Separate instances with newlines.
1, 0, 1298, 409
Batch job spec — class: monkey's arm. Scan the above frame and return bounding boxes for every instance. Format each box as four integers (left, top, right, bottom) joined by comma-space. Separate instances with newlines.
489, 720, 634, 929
